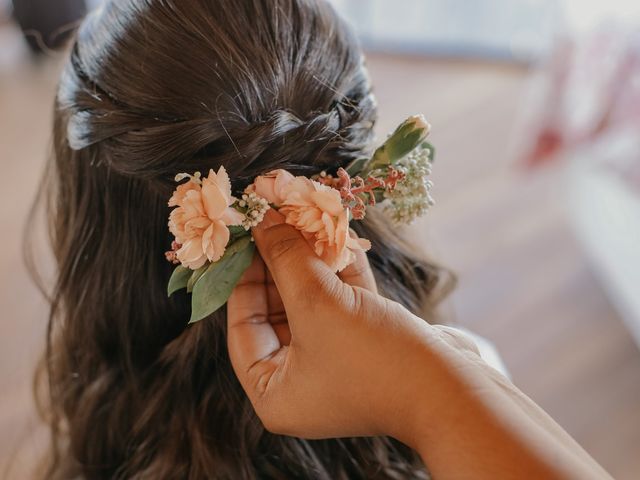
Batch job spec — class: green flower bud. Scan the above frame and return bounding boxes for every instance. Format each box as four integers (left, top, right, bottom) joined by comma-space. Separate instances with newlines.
367, 115, 431, 172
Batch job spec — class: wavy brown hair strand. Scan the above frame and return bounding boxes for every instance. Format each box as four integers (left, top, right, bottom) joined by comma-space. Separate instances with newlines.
33, 1, 453, 478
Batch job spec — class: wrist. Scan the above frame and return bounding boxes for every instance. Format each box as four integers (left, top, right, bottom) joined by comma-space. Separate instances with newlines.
369, 316, 612, 480
406, 335, 465, 450
381, 322, 500, 454
376, 322, 467, 451
387, 329, 571, 480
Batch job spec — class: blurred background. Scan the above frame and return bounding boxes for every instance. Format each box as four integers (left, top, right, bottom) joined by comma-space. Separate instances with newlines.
1, 0, 639, 478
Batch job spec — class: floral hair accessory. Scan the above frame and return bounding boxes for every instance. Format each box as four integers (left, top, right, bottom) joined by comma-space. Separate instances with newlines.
167, 115, 436, 323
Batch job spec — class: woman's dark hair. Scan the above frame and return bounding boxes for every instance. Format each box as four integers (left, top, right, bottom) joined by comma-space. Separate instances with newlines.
36, 0, 453, 478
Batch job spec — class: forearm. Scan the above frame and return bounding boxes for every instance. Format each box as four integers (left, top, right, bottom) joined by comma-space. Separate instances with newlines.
399, 328, 612, 480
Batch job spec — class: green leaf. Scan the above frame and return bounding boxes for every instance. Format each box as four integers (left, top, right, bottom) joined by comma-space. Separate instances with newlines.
167, 265, 191, 297
186, 264, 208, 293
345, 157, 370, 177
228, 225, 247, 238
189, 236, 255, 324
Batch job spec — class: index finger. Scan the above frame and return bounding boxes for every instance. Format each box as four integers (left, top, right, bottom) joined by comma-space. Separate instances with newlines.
227, 254, 282, 378
251, 209, 339, 309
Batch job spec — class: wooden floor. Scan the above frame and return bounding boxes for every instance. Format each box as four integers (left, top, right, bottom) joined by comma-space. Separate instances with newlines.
1, 28, 639, 479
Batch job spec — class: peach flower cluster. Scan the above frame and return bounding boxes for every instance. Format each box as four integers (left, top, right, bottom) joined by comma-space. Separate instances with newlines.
168, 167, 371, 273
168, 167, 243, 269
248, 170, 371, 272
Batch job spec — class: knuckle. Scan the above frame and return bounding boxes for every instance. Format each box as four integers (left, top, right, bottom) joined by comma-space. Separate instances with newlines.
256, 407, 293, 436
248, 388, 282, 434
344, 285, 384, 328
456, 333, 480, 355
267, 228, 302, 265
436, 326, 481, 356
351, 286, 382, 317
260, 414, 284, 435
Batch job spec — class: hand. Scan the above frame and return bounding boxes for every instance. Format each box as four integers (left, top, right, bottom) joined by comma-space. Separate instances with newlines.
226, 209, 448, 441
226, 210, 613, 480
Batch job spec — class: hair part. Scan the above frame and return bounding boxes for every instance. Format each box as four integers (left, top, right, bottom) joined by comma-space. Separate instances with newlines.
33, 1, 453, 478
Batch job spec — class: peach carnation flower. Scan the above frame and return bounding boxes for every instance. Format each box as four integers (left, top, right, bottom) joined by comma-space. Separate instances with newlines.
246, 168, 295, 206
251, 171, 371, 272
168, 167, 244, 269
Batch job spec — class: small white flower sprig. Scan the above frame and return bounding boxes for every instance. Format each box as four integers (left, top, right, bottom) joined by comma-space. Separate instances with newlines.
238, 191, 270, 230
166, 115, 436, 324
383, 139, 435, 223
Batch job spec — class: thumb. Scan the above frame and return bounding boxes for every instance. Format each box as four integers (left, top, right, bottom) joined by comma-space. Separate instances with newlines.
252, 209, 341, 310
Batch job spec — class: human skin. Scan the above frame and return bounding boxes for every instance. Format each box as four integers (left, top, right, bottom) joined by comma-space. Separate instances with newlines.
227, 209, 612, 480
